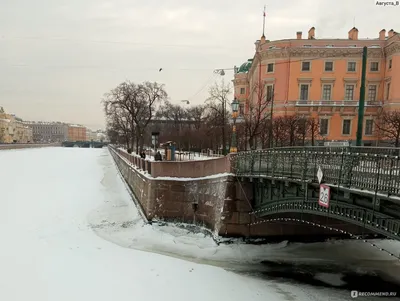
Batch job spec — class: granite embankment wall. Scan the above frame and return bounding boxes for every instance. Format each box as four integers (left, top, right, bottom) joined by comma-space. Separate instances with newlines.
109, 146, 362, 239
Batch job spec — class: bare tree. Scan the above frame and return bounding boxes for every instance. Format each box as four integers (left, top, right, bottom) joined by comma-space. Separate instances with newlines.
308, 117, 320, 146
103, 81, 167, 153
157, 100, 188, 149
187, 105, 206, 131
375, 111, 400, 147
186, 105, 207, 150
269, 115, 321, 147
134, 82, 167, 152
296, 116, 320, 146
296, 116, 308, 146
205, 80, 232, 154
243, 82, 272, 150
103, 98, 133, 149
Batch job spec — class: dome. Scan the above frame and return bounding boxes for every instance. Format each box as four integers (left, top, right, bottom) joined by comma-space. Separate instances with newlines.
237, 59, 253, 73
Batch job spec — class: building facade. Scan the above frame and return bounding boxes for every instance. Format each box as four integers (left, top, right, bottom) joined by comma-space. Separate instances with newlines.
85, 128, 99, 141
233, 27, 400, 146
68, 125, 87, 141
0, 107, 33, 143
24, 121, 68, 143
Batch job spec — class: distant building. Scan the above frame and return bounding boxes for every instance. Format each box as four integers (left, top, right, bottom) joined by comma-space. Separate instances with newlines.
24, 121, 68, 143
85, 128, 98, 141
68, 125, 86, 141
148, 117, 197, 132
0, 107, 33, 143
15, 120, 33, 143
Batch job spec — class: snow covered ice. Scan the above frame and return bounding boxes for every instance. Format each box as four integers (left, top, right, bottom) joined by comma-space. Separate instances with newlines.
1, 147, 400, 301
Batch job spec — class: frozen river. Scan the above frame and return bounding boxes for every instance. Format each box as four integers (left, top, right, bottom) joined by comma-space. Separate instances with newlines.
1, 147, 399, 300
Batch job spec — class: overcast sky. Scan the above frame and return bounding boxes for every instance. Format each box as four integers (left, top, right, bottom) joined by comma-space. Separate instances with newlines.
0, 0, 399, 129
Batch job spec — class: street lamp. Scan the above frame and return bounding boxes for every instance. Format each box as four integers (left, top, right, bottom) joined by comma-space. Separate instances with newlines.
230, 98, 239, 153
213, 69, 225, 76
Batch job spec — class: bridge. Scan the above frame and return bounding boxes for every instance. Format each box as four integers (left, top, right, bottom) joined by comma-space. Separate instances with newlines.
61, 141, 108, 148
232, 147, 400, 241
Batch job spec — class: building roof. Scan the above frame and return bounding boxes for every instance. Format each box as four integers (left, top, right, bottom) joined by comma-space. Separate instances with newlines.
236, 59, 253, 74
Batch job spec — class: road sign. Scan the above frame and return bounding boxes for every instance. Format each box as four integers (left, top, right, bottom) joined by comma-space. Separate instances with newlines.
319, 184, 330, 208
317, 166, 323, 184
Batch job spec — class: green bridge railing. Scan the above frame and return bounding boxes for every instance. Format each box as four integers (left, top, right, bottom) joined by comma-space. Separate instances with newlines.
233, 146, 400, 198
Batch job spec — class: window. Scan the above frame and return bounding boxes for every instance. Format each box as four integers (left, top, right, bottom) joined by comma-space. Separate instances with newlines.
386, 82, 391, 100
239, 104, 244, 115
345, 84, 355, 100
365, 120, 373, 135
325, 61, 333, 72
299, 84, 309, 100
368, 85, 377, 101
389, 59, 392, 69
342, 119, 351, 135
266, 85, 274, 101
301, 61, 310, 71
370, 62, 379, 72
267, 63, 274, 73
322, 84, 332, 100
320, 119, 329, 135
240, 88, 245, 95
348, 62, 356, 72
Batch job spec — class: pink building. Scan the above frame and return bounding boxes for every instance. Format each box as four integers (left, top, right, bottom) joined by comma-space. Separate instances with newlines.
233, 27, 400, 146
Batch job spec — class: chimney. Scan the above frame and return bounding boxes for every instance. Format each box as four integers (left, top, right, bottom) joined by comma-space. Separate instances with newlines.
388, 29, 394, 38
296, 31, 302, 39
379, 29, 386, 40
348, 27, 359, 40
308, 27, 315, 39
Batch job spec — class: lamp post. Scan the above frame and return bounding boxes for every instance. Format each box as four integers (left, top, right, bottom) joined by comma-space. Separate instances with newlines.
214, 68, 226, 154
230, 98, 239, 153
181, 100, 191, 157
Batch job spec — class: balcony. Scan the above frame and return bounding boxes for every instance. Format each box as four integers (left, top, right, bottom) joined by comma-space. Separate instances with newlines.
295, 100, 383, 107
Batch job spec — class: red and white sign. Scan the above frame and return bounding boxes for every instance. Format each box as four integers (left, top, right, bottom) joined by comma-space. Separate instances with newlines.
318, 184, 330, 208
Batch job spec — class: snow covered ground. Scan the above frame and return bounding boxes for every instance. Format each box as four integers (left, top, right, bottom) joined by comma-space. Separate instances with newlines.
1, 147, 400, 301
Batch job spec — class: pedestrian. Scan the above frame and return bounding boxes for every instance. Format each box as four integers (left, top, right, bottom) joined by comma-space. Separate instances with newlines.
155, 151, 162, 161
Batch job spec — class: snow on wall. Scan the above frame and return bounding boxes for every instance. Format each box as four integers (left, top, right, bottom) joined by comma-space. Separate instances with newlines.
109, 147, 234, 237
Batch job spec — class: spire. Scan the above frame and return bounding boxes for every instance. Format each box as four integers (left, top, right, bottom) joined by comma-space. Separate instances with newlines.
262, 5, 266, 38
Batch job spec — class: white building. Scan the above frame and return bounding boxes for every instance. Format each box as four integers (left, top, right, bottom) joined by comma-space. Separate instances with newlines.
24, 121, 69, 143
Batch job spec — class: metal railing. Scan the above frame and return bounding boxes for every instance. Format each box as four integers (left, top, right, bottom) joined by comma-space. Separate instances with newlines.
116, 146, 224, 161
252, 199, 400, 241
233, 146, 400, 197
